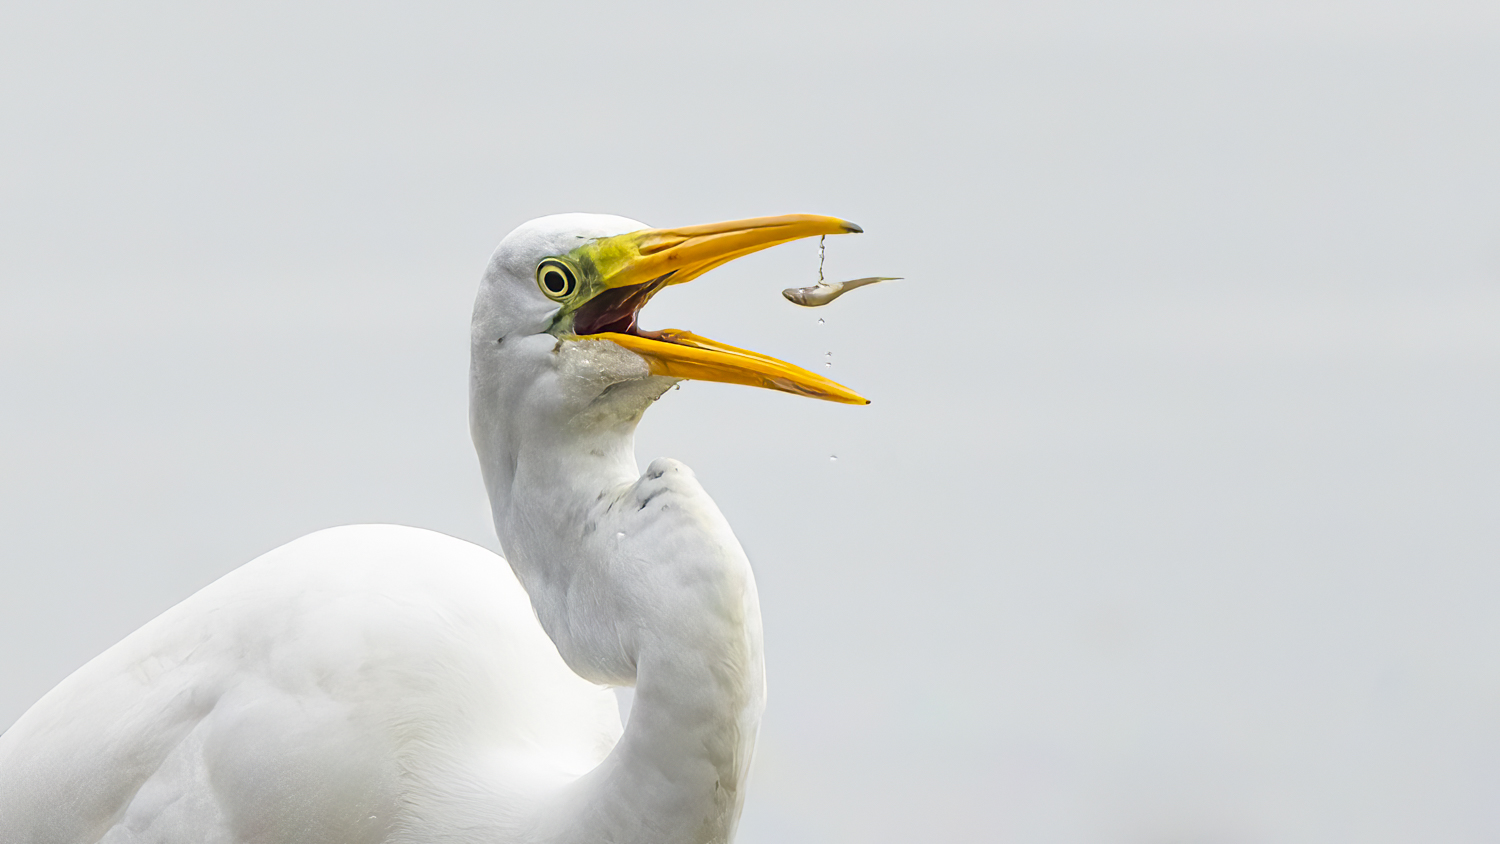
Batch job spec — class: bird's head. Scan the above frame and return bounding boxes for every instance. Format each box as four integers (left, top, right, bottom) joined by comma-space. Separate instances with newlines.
471, 213, 867, 435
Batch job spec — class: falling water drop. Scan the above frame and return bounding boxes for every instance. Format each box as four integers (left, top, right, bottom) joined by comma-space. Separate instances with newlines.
829, 454, 838, 462
816, 318, 825, 325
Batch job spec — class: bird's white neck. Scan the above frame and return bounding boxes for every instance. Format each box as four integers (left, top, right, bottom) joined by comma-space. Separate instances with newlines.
471, 349, 765, 844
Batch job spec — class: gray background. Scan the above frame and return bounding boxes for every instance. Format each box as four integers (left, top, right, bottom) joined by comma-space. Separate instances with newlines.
3, 2, 1499, 842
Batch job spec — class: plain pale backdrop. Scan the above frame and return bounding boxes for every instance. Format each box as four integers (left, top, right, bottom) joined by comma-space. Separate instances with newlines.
3, 2, 1499, 842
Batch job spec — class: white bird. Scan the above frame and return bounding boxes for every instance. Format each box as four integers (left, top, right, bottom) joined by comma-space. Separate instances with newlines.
0, 213, 868, 844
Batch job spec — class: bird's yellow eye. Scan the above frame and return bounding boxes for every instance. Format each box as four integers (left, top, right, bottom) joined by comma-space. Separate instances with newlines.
537, 259, 578, 300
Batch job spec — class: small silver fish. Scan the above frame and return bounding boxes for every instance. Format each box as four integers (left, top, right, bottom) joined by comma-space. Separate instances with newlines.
781, 277, 901, 307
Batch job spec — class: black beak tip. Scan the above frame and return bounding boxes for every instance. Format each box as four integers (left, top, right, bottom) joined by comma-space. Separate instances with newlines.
841, 221, 864, 234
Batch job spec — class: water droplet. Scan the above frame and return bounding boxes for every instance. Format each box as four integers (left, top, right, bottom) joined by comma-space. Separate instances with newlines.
825, 361, 832, 367
829, 454, 838, 462
615, 531, 625, 540
816, 318, 825, 325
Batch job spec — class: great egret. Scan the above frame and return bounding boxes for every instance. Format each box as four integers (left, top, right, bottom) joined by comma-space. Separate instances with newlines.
0, 213, 868, 844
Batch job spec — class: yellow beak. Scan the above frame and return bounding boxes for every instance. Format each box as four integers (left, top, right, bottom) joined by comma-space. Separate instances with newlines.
571, 214, 870, 406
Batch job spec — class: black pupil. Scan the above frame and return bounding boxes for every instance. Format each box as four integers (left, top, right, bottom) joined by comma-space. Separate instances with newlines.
545, 270, 568, 294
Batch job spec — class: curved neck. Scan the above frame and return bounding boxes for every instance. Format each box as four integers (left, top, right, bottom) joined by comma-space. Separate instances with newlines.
471, 351, 765, 844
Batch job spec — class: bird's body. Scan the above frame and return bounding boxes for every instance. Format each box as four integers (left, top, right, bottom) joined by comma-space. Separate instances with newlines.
0, 212, 867, 843
0, 526, 622, 843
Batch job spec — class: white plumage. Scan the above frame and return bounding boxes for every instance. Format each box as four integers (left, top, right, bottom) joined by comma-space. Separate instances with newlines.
1, 526, 618, 842
0, 212, 865, 844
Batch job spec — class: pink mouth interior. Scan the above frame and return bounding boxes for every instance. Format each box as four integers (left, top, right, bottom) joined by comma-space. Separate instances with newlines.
572, 278, 669, 336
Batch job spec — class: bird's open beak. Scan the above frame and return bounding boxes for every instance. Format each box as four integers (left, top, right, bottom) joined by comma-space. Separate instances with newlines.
563, 214, 870, 405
